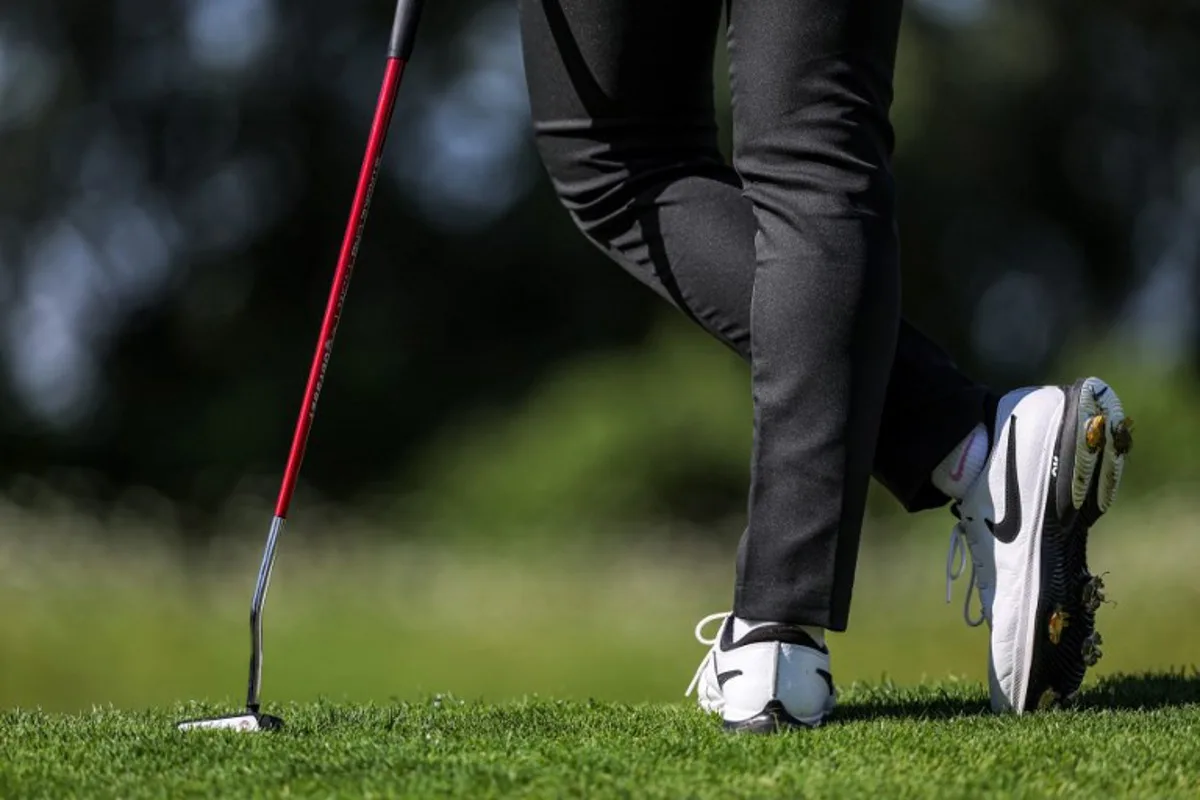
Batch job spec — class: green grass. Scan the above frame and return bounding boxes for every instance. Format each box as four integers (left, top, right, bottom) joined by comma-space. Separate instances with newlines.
4, 677, 1200, 798
2, 497, 1199, 796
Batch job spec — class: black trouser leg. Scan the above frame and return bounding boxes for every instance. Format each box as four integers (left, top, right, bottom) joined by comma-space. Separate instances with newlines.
519, 0, 991, 630
724, 0, 903, 628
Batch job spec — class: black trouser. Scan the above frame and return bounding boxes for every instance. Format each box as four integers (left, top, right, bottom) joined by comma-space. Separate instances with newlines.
519, 0, 992, 630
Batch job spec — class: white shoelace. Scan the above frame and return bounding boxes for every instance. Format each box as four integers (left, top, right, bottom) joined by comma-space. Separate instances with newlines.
684, 612, 729, 698
945, 523, 986, 627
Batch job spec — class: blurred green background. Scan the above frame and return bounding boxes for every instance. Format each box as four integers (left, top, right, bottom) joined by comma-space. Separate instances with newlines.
1, 0, 1198, 711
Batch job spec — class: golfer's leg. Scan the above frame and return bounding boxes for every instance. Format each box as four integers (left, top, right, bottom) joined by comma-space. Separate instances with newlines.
519, 0, 755, 350
875, 325, 994, 511
728, 0, 904, 630
520, 0, 991, 521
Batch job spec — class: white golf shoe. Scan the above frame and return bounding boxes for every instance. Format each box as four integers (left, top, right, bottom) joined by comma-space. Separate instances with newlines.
685, 613, 836, 732
946, 377, 1132, 713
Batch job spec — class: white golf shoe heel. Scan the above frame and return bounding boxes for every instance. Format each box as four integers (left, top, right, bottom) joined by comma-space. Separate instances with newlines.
686, 613, 835, 732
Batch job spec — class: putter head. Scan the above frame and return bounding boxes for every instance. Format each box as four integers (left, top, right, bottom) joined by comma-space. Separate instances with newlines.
176, 712, 284, 732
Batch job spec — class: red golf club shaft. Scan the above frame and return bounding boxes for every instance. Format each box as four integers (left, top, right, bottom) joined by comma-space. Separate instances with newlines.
274, 56, 405, 519
245, 0, 424, 714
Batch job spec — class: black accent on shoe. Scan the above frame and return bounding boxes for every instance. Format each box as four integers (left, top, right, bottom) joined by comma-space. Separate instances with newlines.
982, 392, 1003, 451
716, 670, 743, 689
989, 414, 1023, 544
720, 620, 828, 654
723, 700, 816, 734
1055, 382, 1084, 524
816, 669, 835, 696
1022, 380, 1104, 712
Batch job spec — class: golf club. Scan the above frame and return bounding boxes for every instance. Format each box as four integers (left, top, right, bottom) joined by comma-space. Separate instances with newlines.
177, 0, 425, 733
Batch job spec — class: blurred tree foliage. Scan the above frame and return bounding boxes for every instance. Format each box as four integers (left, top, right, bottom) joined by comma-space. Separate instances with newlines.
0, 0, 1197, 536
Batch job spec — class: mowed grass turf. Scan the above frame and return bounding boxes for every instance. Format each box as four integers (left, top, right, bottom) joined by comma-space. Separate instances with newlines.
2, 499, 1199, 796
3, 676, 1200, 798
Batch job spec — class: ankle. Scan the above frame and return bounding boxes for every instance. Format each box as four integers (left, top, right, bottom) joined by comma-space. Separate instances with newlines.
733, 617, 826, 648
799, 625, 826, 648
931, 423, 989, 500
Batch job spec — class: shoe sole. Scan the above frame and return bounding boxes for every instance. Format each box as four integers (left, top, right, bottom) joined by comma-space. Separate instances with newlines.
1020, 377, 1131, 712
723, 700, 822, 733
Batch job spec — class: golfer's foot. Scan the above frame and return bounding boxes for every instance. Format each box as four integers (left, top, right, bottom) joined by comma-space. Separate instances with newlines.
946, 377, 1131, 713
684, 613, 835, 732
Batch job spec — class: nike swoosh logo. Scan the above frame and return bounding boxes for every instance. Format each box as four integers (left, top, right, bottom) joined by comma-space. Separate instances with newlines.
816, 669, 834, 696
716, 670, 742, 689
989, 414, 1023, 544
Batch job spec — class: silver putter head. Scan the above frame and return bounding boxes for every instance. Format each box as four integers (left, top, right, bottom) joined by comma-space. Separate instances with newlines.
176, 712, 284, 732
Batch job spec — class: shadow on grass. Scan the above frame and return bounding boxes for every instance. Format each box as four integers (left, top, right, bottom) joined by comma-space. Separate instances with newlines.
830, 670, 1200, 724
1075, 670, 1200, 711
831, 690, 989, 724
